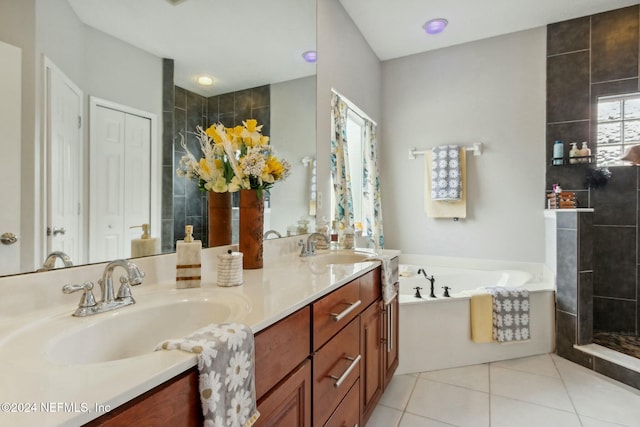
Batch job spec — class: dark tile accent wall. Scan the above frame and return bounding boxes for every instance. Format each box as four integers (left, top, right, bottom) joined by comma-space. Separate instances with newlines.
548, 5, 640, 390
160, 61, 271, 250
547, 6, 640, 336
161, 59, 175, 253
173, 87, 209, 247
555, 211, 594, 348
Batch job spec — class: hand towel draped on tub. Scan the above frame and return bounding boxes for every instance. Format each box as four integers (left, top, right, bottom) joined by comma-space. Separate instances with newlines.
470, 287, 530, 343
157, 323, 260, 427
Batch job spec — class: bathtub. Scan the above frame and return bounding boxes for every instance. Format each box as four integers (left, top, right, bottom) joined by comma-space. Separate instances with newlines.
396, 256, 556, 374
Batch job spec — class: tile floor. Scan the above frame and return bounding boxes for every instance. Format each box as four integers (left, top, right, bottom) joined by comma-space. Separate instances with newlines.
366, 353, 640, 427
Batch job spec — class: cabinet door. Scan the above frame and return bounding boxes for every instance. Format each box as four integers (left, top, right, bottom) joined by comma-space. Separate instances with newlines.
383, 294, 400, 388
85, 368, 202, 427
360, 299, 383, 424
255, 359, 312, 427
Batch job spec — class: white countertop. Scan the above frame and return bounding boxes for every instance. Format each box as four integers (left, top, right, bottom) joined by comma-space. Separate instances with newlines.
0, 242, 399, 427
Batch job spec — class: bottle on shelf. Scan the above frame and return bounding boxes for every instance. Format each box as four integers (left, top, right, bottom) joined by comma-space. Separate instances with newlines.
569, 142, 580, 164
553, 140, 564, 165
579, 142, 591, 163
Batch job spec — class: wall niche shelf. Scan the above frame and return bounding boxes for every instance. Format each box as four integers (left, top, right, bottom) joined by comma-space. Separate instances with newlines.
551, 156, 594, 166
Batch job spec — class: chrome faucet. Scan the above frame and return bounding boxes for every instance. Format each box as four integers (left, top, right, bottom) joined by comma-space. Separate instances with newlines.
264, 229, 282, 239
38, 251, 73, 272
299, 233, 330, 257
62, 259, 144, 317
308, 232, 330, 250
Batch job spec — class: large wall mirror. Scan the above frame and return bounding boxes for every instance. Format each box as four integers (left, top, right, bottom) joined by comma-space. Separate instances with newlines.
0, 0, 316, 276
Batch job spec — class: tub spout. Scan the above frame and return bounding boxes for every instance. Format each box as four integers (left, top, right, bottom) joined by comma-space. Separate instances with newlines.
417, 268, 436, 298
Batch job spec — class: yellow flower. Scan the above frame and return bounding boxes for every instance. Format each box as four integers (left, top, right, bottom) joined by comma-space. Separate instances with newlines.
241, 119, 263, 146
265, 156, 285, 179
199, 158, 211, 175
205, 124, 226, 144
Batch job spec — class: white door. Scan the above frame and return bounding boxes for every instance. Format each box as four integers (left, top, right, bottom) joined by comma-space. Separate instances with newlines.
46, 62, 83, 266
0, 41, 22, 275
89, 101, 151, 262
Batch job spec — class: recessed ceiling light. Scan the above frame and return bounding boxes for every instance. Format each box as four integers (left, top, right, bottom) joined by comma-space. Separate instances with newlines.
423, 18, 448, 35
197, 75, 214, 86
302, 50, 317, 63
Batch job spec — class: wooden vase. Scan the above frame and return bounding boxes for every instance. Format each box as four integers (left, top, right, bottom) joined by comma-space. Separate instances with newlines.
239, 189, 264, 269
208, 191, 232, 247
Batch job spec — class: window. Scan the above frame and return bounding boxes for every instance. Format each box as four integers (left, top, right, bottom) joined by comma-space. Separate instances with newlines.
597, 93, 640, 166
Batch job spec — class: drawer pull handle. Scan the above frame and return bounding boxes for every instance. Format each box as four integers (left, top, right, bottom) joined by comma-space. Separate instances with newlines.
330, 300, 362, 322
329, 354, 361, 388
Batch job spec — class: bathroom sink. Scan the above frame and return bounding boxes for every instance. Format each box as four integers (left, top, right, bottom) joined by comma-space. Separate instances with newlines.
308, 251, 375, 265
1, 291, 251, 366
47, 293, 250, 365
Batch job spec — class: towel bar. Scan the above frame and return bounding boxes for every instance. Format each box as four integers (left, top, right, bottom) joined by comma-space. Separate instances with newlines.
408, 142, 483, 159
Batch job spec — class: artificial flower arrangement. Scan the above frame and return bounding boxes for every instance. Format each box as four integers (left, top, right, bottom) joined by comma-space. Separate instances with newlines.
176, 119, 291, 196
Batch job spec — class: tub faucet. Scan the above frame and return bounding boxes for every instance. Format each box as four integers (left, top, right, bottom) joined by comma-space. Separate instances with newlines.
38, 251, 73, 271
413, 286, 423, 298
417, 268, 436, 298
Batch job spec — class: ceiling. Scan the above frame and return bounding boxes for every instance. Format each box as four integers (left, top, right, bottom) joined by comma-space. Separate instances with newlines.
67, 0, 639, 95
340, 0, 640, 61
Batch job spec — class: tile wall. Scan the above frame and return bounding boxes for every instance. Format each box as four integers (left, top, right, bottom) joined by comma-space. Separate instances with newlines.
161, 59, 270, 251
546, 5, 640, 335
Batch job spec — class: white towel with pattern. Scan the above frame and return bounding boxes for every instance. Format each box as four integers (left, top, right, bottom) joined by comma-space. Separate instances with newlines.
431, 145, 462, 201
157, 323, 260, 427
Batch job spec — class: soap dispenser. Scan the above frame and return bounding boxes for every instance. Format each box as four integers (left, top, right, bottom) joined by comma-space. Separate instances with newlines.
176, 225, 201, 289
579, 142, 591, 163
569, 143, 580, 164
130, 224, 159, 257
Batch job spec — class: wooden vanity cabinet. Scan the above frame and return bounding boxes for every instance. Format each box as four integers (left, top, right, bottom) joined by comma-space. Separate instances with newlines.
86, 265, 398, 427
383, 293, 400, 388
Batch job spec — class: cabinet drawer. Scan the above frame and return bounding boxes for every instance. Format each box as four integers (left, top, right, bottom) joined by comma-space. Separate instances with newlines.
255, 306, 311, 400
313, 317, 360, 427
313, 279, 360, 350
324, 378, 360, 427
359, 268, 381, 308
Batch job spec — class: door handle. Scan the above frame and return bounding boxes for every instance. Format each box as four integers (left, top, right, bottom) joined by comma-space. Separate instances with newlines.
49, 227, 66, 236
0, 232, 18, 245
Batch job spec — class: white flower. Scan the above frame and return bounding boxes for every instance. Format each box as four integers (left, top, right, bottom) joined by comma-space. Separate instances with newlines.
200, 371, 222, 416
494, 300, 502, 312
448, 148, 459, 158
521, 313, 529, 325
213, 324, 248, 351
505, 329, 514, 341
503, 299, 513, 312
225, 351, 251, 392
521, 328, 530, 340
515, 329, 522, 340
449, 159, 459, 169
226, 389, 253, 427
495, 314, 503, 327
521, 300, 530, 311
438, 150, 447, 159
513, 299, 520, 311
504, 313, 513, 326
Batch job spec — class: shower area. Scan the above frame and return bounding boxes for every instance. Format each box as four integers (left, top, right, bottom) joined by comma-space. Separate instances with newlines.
546, 5, 640, 387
